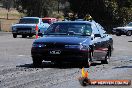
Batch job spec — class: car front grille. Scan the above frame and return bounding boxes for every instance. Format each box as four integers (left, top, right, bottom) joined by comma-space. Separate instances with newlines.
45, 43, 65, 48
116, 29, 121, 31
17, 28, 32, 31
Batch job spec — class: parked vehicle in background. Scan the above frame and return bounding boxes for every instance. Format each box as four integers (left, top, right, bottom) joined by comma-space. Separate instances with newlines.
42, 17, 57, 24
11, 17, 50, 38
113, 22, 132, 36
31, 21, 113, 67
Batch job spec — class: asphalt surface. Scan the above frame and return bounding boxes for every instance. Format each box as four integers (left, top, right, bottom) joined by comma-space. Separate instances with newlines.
0, 32, 132, 88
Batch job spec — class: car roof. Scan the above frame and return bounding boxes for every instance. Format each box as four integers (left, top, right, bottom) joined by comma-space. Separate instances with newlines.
42, 17, 56, 19
54, 21, 93, 24
22, 17, 40, 19
128, 22, 132, 24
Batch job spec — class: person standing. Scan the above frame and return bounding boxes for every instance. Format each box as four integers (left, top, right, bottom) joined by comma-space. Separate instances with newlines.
84, 14, 93, 21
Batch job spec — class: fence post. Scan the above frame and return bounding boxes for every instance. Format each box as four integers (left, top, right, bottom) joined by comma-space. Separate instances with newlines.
0, 20, 1, 31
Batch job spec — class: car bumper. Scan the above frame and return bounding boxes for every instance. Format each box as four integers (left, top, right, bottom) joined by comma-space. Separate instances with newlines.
12, 31, 43, 36
31, 48, 89, 62
12, 30, 36, 35
115, 29, 127, 34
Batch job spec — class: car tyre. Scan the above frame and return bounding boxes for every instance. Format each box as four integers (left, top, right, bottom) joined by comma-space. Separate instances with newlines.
126, 31, 131, 36
116, 32, 121, 36
13, 34, 17, 38
32, 57, 42, 67
29, 35, 33, 37
83, 51, 92, 67
101, 47, 111, 64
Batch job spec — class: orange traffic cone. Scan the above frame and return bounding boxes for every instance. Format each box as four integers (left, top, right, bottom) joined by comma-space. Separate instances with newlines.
35, 24, 39, 39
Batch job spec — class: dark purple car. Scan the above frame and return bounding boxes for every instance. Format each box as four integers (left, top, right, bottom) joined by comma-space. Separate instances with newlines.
31, 21, 113, 67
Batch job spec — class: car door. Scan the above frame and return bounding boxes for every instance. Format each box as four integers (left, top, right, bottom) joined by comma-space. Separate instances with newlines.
95, 23, 108, 59
90, 22, 105, 60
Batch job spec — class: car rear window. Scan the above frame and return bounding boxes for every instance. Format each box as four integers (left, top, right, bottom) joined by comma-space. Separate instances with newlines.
126, 23, 132, 27
19, 18, 39, 24
42, 19, 51, 24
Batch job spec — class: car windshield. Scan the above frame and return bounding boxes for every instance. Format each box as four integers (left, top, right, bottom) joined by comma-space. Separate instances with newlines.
42, 19, 51, 24
19, 18, 39, 24
45, 23, 92, 36
126, 22, 132, 27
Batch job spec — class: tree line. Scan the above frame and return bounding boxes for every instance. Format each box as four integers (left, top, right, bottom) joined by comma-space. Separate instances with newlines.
15, 0, 70, 17
69, 0, 132, 32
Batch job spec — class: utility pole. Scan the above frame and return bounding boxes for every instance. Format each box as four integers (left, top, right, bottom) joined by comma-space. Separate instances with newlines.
58, 0, 60, 13
0, 20, 1, 31
6, 0, 10, 20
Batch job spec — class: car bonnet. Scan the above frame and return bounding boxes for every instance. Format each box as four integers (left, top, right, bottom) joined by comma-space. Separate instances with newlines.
34, 36, 91, 45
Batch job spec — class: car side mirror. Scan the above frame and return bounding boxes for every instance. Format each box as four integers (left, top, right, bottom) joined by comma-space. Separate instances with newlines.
94, 34, 101, 37
67, 31, 75, 35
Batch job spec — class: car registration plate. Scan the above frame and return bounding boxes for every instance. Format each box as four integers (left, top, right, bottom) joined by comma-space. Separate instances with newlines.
50, 50, 61, 54
18, 30, 30, 33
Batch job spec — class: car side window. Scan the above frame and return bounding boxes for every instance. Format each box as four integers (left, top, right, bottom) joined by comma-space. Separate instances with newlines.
91, 23, 100, 35
83, 24, 92, 35
97, 23, 106, 34
95, 23, 107, 38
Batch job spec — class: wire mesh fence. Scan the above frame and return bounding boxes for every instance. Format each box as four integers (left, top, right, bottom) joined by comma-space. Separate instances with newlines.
0, 19, 18, 32
0, 8, 22, 32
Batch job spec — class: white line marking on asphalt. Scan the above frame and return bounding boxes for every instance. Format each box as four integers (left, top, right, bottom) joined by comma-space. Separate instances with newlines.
18, 55, 25, 57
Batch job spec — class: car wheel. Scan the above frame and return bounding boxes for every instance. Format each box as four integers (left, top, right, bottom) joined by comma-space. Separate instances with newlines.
83, 52, 92, 67
116, 32, 121, 36
13, 34, 17, 38
126, 31, 131, 36
29, 35, 33, 37
101, 47, 111, 64
22, 35, 27, 38
32, 57, 42, 67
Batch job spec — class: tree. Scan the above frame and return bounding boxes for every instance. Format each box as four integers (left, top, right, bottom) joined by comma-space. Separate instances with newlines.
68, 0, 132, 33
15, 0, 48, 17
15, 0, 70, 17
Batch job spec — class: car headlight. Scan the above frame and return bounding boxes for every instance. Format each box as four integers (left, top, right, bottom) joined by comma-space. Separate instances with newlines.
32, 43, 46, 47
80, 44, 88, 51
65, 45, 80, 48
12, 27, 16, 31
121, 29, 127, 32
65, 44, 88, 51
